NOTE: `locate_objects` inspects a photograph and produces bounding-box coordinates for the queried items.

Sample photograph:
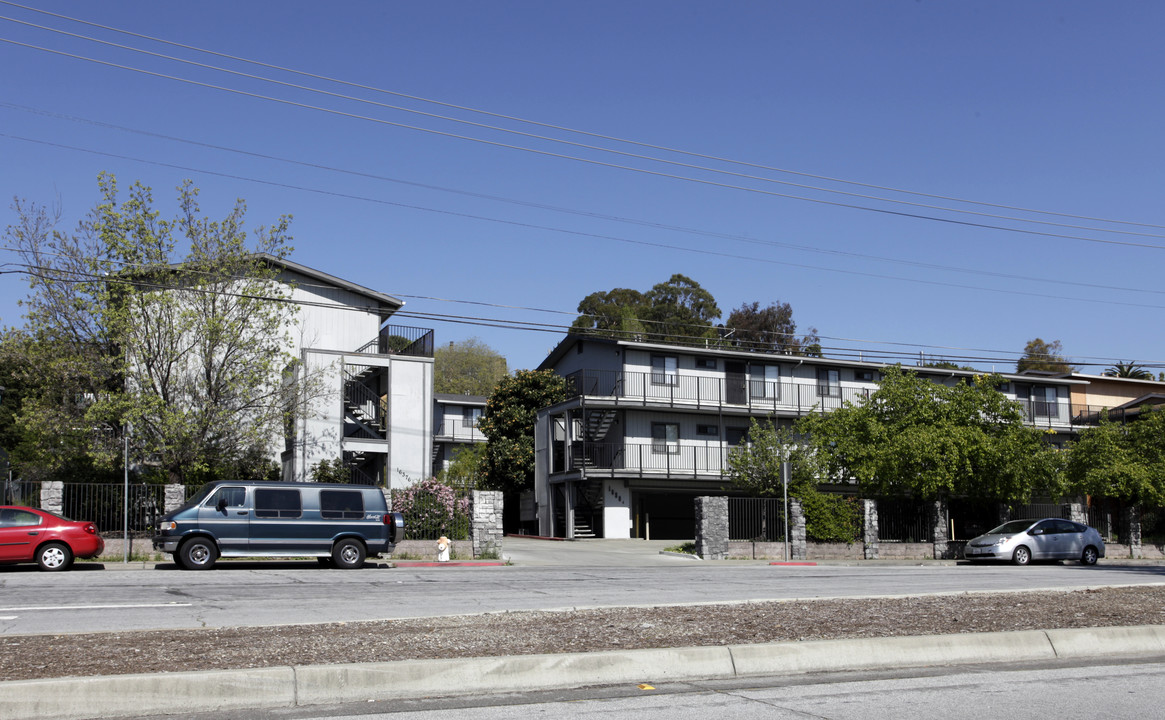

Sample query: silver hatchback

[963,518,1105,566]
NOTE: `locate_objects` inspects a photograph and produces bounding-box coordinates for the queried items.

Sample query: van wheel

[179,537,218,570]
[332,539,366,569]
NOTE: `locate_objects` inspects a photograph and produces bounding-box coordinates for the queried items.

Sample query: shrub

[391,476,470,540]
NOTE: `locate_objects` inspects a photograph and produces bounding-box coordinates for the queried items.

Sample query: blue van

[152,481,404,570]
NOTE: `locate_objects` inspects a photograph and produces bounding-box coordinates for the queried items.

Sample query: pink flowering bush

[391,476,471,540]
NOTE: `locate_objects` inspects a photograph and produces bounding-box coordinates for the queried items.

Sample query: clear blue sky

[2,1,1163,374]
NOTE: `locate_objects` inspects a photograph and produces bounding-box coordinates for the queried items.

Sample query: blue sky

[2,1,1163,374]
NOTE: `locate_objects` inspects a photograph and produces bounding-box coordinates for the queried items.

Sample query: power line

[6,102,1165,302]
[3,33,1165,251]
[6,131,1165,317]
[4,0,1163,234]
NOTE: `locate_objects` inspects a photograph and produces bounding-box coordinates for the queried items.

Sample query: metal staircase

[343,366,387,440]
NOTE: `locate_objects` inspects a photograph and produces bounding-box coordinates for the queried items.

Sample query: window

[462,406,483,428]
[651,422,679,453]
[817,368,840,397]
[206,486,246,509]
[696,424,719,437]
[1015,384,1058,418]
[320,490,366,519]
[750,364,780,399]
[695,357,717,370]
[0,509,41,527]
[254,489,302,519]
[651,355,678,386]
[725,427,749,446]
[855,370,875,383]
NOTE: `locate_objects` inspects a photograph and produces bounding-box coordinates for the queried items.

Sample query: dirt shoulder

[2,585,1164,682]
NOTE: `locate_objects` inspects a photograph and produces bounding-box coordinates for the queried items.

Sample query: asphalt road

[1,539,1163,635]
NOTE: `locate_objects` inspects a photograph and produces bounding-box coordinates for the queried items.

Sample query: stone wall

[694,496,729,560]
[470,490,504,559]
[39,481,63,515]
[862,499,879,560]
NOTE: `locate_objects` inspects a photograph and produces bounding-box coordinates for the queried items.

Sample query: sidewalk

[3,624,1164,720]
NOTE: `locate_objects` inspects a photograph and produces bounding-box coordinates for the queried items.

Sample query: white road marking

[0,602,192,612]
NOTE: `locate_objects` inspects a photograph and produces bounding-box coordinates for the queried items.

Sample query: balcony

[562,369,1089,429]
[434,418,486,442]
[553,441,729,478]
[354,325,435,358]
[563,368,870,415]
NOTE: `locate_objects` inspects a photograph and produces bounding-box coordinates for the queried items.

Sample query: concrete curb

[3,625,1164,720]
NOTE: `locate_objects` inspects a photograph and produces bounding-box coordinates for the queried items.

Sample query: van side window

[320,490,365,519]
[207,486,246,508]
[254,489,302,519]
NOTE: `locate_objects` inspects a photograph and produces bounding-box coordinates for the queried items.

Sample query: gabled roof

[256,253,403,314]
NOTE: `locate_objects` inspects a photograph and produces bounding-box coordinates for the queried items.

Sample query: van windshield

[172,483,219,514]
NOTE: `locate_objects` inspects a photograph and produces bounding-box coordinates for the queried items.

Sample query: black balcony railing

[355,325,434,358]
[434,418,486,441]
[555,441,728,477]
[562,369,1158,429]
[562,369,869,415]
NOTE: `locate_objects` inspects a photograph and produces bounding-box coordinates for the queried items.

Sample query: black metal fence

[61,483,166,536]
[877,498,931,543]
[728,497,787,541]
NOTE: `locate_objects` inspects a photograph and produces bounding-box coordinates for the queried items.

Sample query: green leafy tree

[570,288,648,338]
[434,338,508,396]
[1102,361,1154,380]
[7,173,298,484]
[723,301,821,356]
[310,458,351,484]
[570,275,720,344]
[1067,408,1165,505]
[438,442,487,489]
[725,418,859,542]
[478,369,571,494]
[1017,338,1074,374]
[799,366,1060,504]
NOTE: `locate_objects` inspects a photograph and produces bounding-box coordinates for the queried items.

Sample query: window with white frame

[651,422,679,453]
[817,367,840,397]
[750,364,780,399]
[651,355,678,386]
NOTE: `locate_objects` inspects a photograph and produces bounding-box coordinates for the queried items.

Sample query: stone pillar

[789,498,807,560]
[40,481,64,515]
[694,496,728,560]
[470,490,504,559]
[1064,502,1086,526]
[862,499,879,560]
[164,484,186,513]
[1122,505,1143,559]
[931,498,950,559]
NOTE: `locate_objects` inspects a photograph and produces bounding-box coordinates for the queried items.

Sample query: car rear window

[320,490,365,519]
[254,489,303,519]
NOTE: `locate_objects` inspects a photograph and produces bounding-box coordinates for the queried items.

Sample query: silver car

[963,518,1105,566]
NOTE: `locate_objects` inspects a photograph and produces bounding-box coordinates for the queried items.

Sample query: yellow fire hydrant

[436,536,451,562]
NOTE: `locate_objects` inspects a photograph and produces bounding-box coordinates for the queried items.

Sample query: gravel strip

[2,585,1164,682]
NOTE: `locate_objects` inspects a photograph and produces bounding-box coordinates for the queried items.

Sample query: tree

[438,442,486,489]
[1016,338,1073,374]
[1067,408,1165,505]
[723,301,821,356]
[7,173,298,484]
[798,366,1060,504]
[310,458,351,484]
[1102,361,1154,380]
[570,274,720,344]
[725,418,859,542]
[570,288,648,338]
[433,338,508,396]
[478,369,571,495]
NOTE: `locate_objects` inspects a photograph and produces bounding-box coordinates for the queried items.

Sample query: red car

[0,506,105,571]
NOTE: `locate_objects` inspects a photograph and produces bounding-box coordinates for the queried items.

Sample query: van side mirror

[216,497,228,512]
